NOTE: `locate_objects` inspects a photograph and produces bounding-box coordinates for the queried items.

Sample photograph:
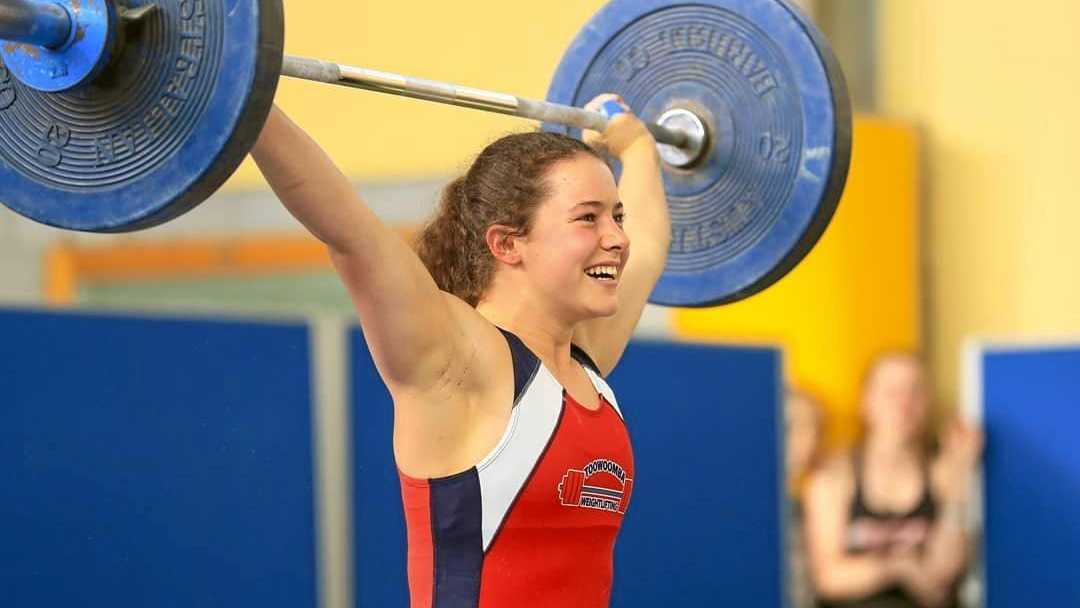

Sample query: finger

[600,99,627,119]
[585,94,631,119]
[585,93,622,112]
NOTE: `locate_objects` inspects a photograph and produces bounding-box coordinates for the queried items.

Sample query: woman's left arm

[575,97,670,376]
[915,420,983,591]
[892,420,982,604]
[890,500,970,608]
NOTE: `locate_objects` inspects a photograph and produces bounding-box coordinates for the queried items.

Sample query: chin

[583,301,619,319]
[564,284,618,320]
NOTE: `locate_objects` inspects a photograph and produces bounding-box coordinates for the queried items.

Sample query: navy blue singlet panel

[570,343,601,375]
[430,469,484,606]
[498,328,541,405]
[0,308,317,608]
[976,345,1080,607]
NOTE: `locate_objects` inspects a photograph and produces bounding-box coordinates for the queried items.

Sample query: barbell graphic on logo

[558,459,634,514]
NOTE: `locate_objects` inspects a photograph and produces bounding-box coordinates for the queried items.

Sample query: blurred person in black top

[803,354,981,608]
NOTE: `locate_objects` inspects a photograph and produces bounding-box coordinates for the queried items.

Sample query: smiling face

[518,152,629,321]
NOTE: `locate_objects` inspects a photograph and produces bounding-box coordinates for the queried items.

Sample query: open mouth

[584,265,619,282]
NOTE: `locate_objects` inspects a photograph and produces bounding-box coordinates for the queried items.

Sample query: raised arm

[250,106,473,395]
[900,420,982,600]
[871,422,982,607]
[575,96,671,375]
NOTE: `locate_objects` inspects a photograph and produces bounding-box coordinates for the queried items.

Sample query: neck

[476,289,577,367]
[863,432,922,466]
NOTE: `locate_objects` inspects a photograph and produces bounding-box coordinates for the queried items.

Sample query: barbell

[0,0,851,307]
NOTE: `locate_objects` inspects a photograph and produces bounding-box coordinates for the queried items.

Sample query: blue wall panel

[0,309,318,608]
[608,341,782,607]
[981,346,1080,607]
[348,328,409,607]
[349,331,782,606]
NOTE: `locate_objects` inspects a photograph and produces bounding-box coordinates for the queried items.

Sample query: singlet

[398,328,635,608]
[817,452,955,608]
[846,453,936,556]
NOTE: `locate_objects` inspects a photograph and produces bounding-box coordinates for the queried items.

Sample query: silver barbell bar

[0,1,709,165]
[280,55,705,157]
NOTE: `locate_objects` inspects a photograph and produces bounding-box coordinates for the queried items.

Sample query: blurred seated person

[788,389,825,502]
[786,389,825,607]
[804,353,982,608]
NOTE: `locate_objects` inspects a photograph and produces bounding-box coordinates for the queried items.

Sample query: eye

[579,213,597,223]
[614,212,626,225]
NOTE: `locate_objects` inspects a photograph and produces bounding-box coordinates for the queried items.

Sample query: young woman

[251,93,669,607]
[803,354,982,608]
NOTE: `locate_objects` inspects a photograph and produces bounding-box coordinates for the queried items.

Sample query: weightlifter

[251,94,667,607]
[0,0,853,604]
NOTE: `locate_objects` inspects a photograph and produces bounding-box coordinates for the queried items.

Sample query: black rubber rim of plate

[115,0,285,232]
[545,0,853,307]
[735,0,851,306]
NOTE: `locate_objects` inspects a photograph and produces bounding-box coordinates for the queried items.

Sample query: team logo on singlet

[557,458,634,514]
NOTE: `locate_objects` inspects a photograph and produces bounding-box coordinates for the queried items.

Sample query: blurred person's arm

[918,501,970,586]
[914,420,983,595]
[804,457,904,600]
[889,552,952,607]
[895,506,969,605]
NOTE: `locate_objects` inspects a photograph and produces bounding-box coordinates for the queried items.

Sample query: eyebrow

[571,201,624,211]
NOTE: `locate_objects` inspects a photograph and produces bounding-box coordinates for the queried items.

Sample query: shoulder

[436,293,505,352]
[805,451,856,505]
[388,295,518,476]
[389,292,511,402]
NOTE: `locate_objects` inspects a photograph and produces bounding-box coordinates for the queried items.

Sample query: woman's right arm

[804,458,901,601]
[250,106,474,395]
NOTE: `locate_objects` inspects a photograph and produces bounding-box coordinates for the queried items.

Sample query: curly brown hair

[416,131,605,306]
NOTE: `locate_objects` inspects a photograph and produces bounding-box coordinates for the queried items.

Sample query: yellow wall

[225,1,608,188]
[877,0,1080,405]
[217,3,925,445]
[674,118,921,447]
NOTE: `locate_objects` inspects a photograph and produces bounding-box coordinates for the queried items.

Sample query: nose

[601,218,629,251]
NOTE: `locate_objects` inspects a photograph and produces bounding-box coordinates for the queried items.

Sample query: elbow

[259,153,313,202]
[327,244,374,274]
[928,554,971,591]
[646,222,671,251]
[327,238,357,258]
[276,176,312,203]
[808,557,887,602]
[635,233,671,268]
[810,568,848,601]
[658,231,672,254]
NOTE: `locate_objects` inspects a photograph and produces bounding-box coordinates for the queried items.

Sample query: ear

[485,224,524,266]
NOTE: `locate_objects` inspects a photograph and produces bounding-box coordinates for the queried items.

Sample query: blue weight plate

[546,0,852,307]
[0,0,284,232]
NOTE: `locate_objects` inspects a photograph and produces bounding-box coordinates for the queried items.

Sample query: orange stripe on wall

[42,227,419,306]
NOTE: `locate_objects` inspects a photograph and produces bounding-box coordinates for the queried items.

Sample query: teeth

[585,265,619,280]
